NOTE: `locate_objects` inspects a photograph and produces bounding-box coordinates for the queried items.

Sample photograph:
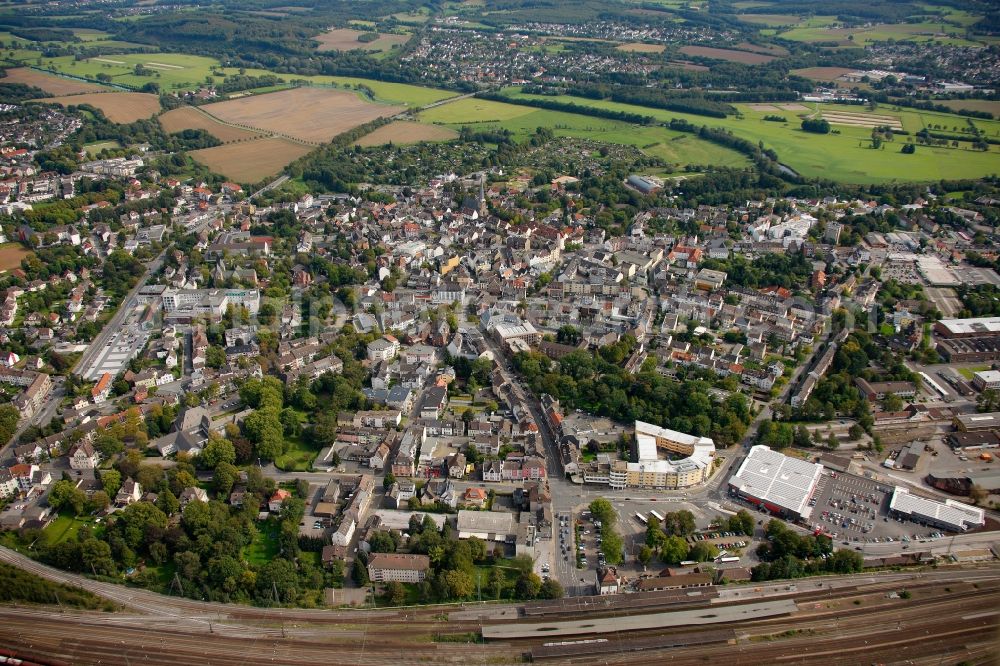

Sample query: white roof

[888,487,984,531]
[633,421,714,474]
[729,445,823,518]
[938,316,1000,335]
[974,370,1000,383]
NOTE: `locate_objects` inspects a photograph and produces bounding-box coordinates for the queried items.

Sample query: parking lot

[808,471,952,547]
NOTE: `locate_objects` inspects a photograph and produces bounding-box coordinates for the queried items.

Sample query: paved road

[74,249,167,379]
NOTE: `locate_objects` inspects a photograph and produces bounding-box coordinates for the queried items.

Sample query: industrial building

[887,487,985,532]
[728,445,824,520]
[456,510,516,542]
[953,412,1000,432]
[934,317,1000,362]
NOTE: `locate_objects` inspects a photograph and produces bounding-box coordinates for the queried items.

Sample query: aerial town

[0,0,999,664]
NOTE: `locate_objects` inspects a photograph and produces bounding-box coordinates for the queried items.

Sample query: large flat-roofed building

[608,422,715,490]
[367,553,430,583]
[972,370,1000,391]
[953,412,1000,432]
[935,317,1000,338]
[161,288,260,318]
[456,509,516,542]
[936,336,1000,363]
[888,486,985,532]
[728,445,823,520]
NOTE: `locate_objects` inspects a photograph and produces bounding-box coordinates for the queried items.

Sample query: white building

[367,553,431,583]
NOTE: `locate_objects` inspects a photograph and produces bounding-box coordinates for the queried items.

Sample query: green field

[779,20,983,47]
[43,512,100,546]
[220,67,456,107]
[501,91,1000,183]
[38,52,223,92]
[83,140,121,156]
[419,97,750,169]
[245,519,280,565]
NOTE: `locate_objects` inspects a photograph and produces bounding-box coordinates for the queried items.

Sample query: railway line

[1,548,999,665]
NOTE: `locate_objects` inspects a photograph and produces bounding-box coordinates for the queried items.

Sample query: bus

[635,513,648,525]
[719,556,741,563]
[649,510,665,523]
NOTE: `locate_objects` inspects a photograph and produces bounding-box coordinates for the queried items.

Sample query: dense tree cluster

[513,337,751,446]
[751,520,862,582]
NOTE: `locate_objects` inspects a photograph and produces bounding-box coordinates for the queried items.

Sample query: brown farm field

[735,41,789,56]
[678,45,775,64]
[791,66,855,82]
[201,88,403,143]
[354,121,457,146]
[188,137,311,183]
[158,106,262,142]
[0,243,31,272]
[616,42,666,53]
[2,68,106,96]
[315,28,409,52]
[34,92,160,123]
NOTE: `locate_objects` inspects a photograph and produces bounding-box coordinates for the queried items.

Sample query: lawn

[275,432,318,472]
[43,512,100,546]
[958,366,989,380]
[220,67,456,108]
[38,52,223,92]
[245,518,280,565]
[419,98,750,169]
[501,90,1000,183]
[83,140,121,156]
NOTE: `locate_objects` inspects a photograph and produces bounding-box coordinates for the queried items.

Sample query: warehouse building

[953,412,1000,432]
[728,445,824,521]
[887,487,985,532]
[456,510,516,542]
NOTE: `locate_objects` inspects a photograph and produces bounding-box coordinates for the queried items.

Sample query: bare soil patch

[679,45,775,64]
[201,87,403,143]
[735,41,789,56]
[667,60,710,72]
[34,92,160,123]
[0,244,30,272]
[2,68,105,96]
[776,103,808,111]
[747,103,779,112]
[354,121,457,146]
[189,137,311,183]
[616,42,666,53]
[791,66,855,82]
[159,106,262,142]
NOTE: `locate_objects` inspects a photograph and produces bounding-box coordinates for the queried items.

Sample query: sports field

[354,121,457,146]
[35,92,160,123]
[158,106,263,142]
[315,28,409,53]
[201,87,403,143]
[1,67,106,95]
[678,45,775,64]
[37,52,222,92]
[189,137,312,183]
[419,98,750,169]
[502,90,1000,183]
[83,140,121,157]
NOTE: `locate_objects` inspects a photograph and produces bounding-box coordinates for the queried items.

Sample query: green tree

[688,541,719,562]
[155,488,179,516]
[600,529,624,565]
[660,535,690,564]
[515,572,542,599]
[588,497,615,527]
[213,462,239,496]
[637,544,653,568]
[200,437,236,469]
[384,580,407,605]
[99,469,121,497]
[352,558,370,586]
[0,404,20,443]
[488,567,505,599]
[48,479,86,516]
[539,577,563,599]
[443,569,474,600]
